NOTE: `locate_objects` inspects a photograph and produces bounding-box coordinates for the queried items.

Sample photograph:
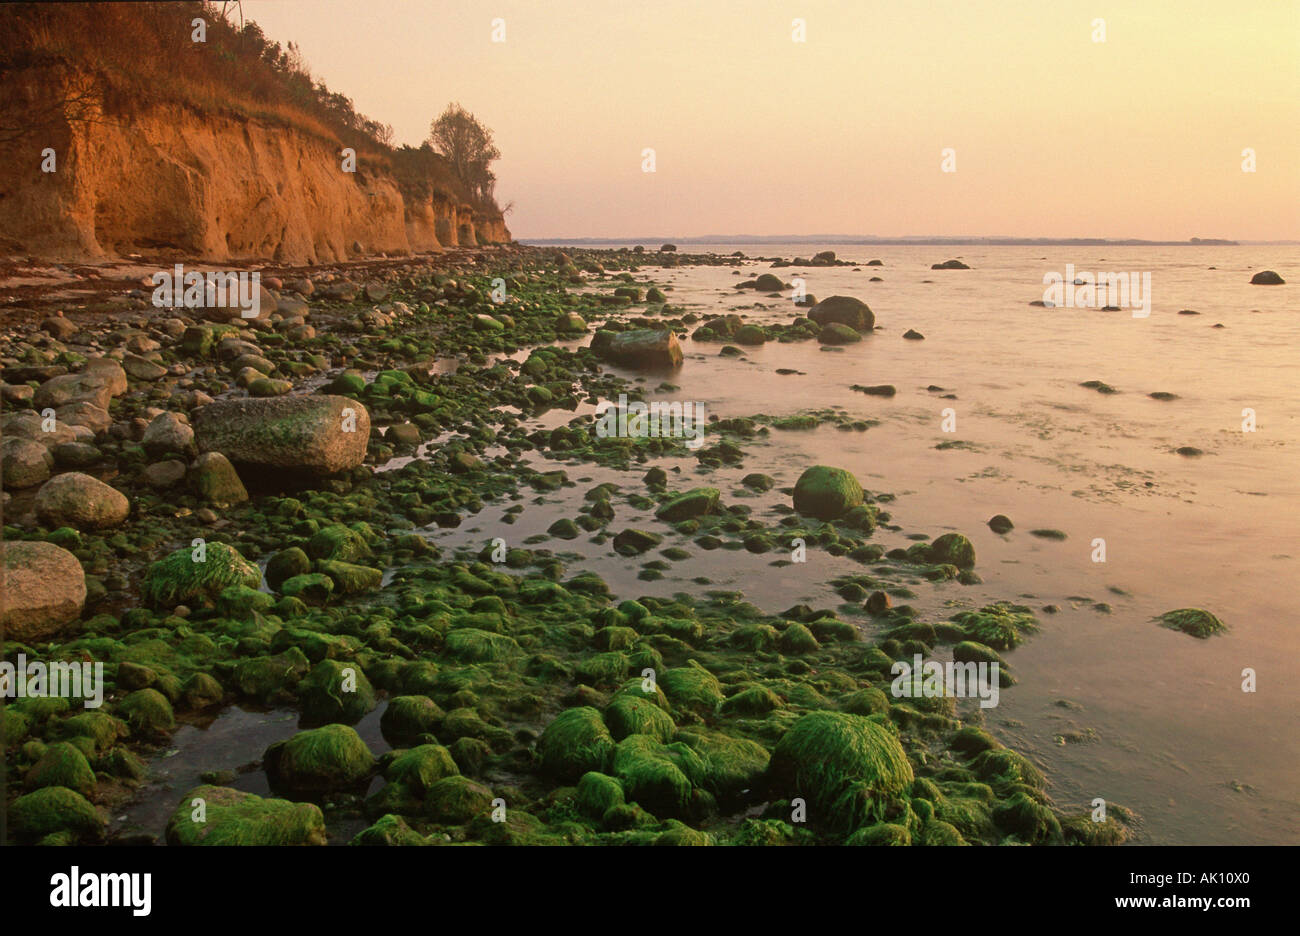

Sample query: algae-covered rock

[575,771,625,818]
[659,663,724,714]
[315,559,383,594]
[25,742,96,797]
[193,395,370,475]
[845,822,911,845]
[654,487,719,522]
[675,727,770,798]
[350,813,427,846]
[9,786,105,843]
[141,542,261,609]
[299,660,376,725]
[992,791,1062,843]
[280,573,335,605]
[165,785,327,845]
[950,603,1038,650]
[1156,608,1226,639]
[190,452,249,505]
[445,628,520,662]
[264,724,376,793]
[266,547,311,590]
[928,532,975,568]
[537,706,616,780]
[424,775,494,823]
[604,693,676,742]
[0,540,86,642]
[384,744,460,795]
[380,695,444,746]
[792,465,863,520]
[611,734,701,814]
[818,323,862,345]
[117,688,175,738]
[307,524,372,563]
[768,711,913,830]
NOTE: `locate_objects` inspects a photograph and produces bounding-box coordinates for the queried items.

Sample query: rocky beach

[1,244,1162,846]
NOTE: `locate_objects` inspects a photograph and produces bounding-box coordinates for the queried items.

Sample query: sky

[240,0,1300,241]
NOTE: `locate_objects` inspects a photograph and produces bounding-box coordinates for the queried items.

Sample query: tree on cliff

[429,103,500,204]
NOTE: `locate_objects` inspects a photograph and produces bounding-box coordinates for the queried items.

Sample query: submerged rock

[193,395,370,476]
[0,540,86,642]
[1249,270,1284,285]
[931,259,970,270]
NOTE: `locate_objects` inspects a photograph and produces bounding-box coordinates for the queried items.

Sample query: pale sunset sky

[241,0,1300,241]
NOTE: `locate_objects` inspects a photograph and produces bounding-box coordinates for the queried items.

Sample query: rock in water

[807,296,875,331]
[592,329,683,369]
[931,259,970,270]
[793,466,864,520]
[1249,270,1284,285]
[818,323,862,345]
[987,514,1014,534]
[1156,608,1227,638]
[0,540,86,642]
[34,472,130,530]
[193,395,370,475]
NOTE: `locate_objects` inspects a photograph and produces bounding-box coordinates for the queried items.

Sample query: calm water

[471,243,1300,844]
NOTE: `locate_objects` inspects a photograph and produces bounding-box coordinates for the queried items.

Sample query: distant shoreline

[518,236,1300,247]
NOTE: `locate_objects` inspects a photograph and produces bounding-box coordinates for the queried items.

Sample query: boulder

[32,358,126,411]
[592,329,683,369]
[931,259,970,270]
[753,273,784,291]
[1,437,53,488]
[793,466,864,520]
[0,541,86,642]
[189,451,248,505]
[142,412,196,459]
[34,472,130,530]
[193,395,370,476]
[1249,270,1284,285]
[807,296,874,331]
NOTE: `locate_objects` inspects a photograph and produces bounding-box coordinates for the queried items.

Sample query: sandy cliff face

[0,70,509,263]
